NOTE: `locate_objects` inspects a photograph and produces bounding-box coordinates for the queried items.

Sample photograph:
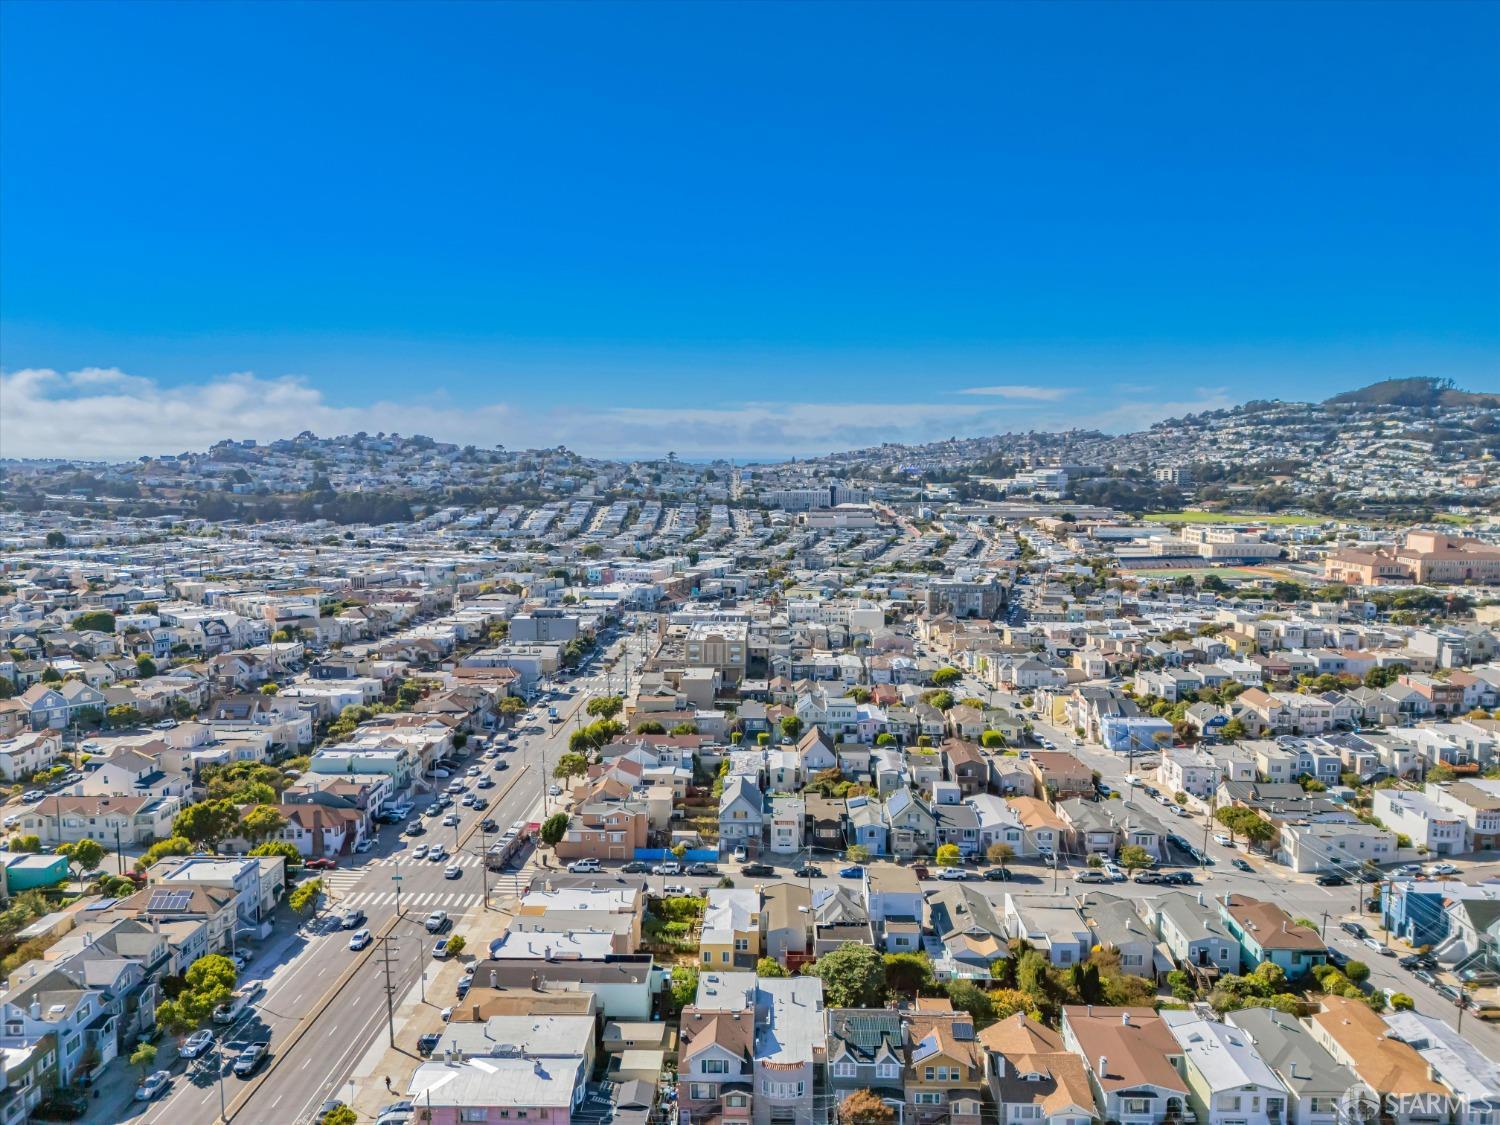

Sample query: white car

[442,814,460,827]
[412,844,429,859]
[937,867,970,880]
[349,928,373,951]
[1103,863,1125,882]
[568,858,602,873]
[355,838,374,853]
[1213,833,1234,847]
[1164,804,1185,817]
[466,766,481,777]
[1424,862,1459,876]
[135,1070,171,1101]
[424,910,450,933]
[444,864,462,879]
[179,1029,215,1059]
[548,784,562,797]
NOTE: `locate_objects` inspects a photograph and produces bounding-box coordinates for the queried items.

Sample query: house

[977,1013,1097,1125]
[845,796,888,857]
[752,976,828,1125]
[933,801,981,857]
[1078,894,1169,982]
[719,775,765,856]
[1308,997,1450,1125]
[904,996,984,1125]
[17,793,182,848]
[767,796,805,856]
[1028,752,1095,803]
[883,789,937,858]
[1142,891,1242,978]
[1278,822,1396,874]
[0,968,114,1087]
[700,888,762,969]
[0,731,62,782]
[1372,789,1465,857]
[1218,895,1325,976]
[943,739,988,796]
[405,1054,586,1125]
[865,863,924,953]
[1061,1006,1190,1125]
[1055,799,1119,859]
[827,1008,905,1115]
[926,884,1009,980]
[1382,1009,1500,1125]
[1225,1007,1354,1125]
[1426,779,1500,852]
[1003,896,1092,967]
[677,1003,754,1125]
[0,852,70,892]
[761,883,812,967]
[553,797,650,862]
[804,795,847,857]
[1162,1010,1288,1125]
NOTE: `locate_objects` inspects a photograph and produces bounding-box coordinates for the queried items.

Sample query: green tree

[289,878,324,914]
[1344,960,1370,984]
[980,730,1006,749]
[756,957,788,978]
[875,732,896,746]
[780,716,804,740]
[936,843,961,867]
[540,812,569,847]
[883,951,933,997]
[1219,717,1247,742]
[1017,950,1053,1007]
[931,667,962,687]
[60,837,105,879]
[945,978,996,1027]
[1118,844,1152,871]
[134,655,158,678]
[586,695,624,720]
[129,1041,158,1074]
[238,805,286,844]
[40,667,62,684]
[846,844,870,864]
[105,704,143,729]
[135,835,192,871]
[554,752,589,780]
[808,943,886,1008]
[249,840,302,867]
[446,934,466,956]
[173,799,241,850]
[73,611,116,633]
[1240,814,1275,852]
[635,721,666,734]
[668,965,699,1012]
[8,835,41,854]
[44,530,66,548]
[671,722,698,735]
[923,690,954,711]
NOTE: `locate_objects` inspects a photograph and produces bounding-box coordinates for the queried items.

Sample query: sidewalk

[76,1038,183,1124]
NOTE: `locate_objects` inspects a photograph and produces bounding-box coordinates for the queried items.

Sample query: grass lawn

[1143,510,1323,526]
[1129,567,1272,581]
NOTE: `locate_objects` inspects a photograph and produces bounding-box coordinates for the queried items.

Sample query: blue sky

[2,1,1496,460]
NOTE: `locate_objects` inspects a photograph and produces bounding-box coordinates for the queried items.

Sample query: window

[877,1062,900,1079]
[726,1094,746,1108]
[703,1059,728,1074]
[690,1084,712,1100]
[1123,1099,1152,1116]
[703,952,712,963]
[834,1062,857,1078]
[915,1092,943,1105]
[460,1112,487,1123]
[735,938,748,952]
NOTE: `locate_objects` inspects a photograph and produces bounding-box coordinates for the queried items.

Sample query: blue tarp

[633,847,718,863]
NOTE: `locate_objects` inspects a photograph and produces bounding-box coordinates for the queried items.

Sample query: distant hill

[1325,377,1499,409]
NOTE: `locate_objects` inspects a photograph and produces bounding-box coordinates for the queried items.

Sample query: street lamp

[392,873,403,918]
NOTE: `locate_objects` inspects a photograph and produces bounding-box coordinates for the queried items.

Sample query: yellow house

[699,887,761,969]
[905,997,983,1125]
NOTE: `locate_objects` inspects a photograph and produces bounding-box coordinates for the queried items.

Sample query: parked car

[740,863,775,877]
[1213,834,1234,848]
[621,861,650,874]
[1103,863,1126,882]
[685,862,717,876]
[135,1070,171,1101]
[1413,970,1437,987]
[1316,873,1348,887]
[1326,947,1350,969]
[1163,871,1196,885]
[732,847,748,863]
[1133,871,1168,884]
[1232,858,1254,873]
[305,857,337,870]
[937,867,971,881]
[652,861,681,876]
[1399,953,1436,971]
[1076,871,1111,884]
[179,1029,215,1059]
[354,838,374,854]
[838,865,864,879]
[425,910,450,933]
[568,858,602,874]
[1424,862,1459,877]
[911,864,930,880]
[1340,921,1368,940]
[793,865,823,878]
[432,938,452,959]
[982,867,1013,881]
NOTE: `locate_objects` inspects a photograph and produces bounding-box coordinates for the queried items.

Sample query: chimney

[471,1004,479,1021]
[1086,1004,1092,1017]
[1098,1055,1109,1078]
[1121,1011,1130,1027]
[1197,892,1205,907]
[28,1002,40,1019]
[489,970,497,989]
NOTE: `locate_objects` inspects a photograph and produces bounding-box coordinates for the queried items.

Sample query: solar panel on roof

[148,889,193,912]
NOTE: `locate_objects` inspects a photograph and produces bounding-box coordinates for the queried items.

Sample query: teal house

[0,852,70,894]
[1217,892,1327,976]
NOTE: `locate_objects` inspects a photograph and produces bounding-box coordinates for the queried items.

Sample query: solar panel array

[148,889,194,912]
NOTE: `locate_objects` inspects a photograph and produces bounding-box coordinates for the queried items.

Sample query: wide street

[119,629,644,1125]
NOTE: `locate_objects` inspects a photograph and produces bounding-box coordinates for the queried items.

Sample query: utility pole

[378,933,398,1047]
[113,822,125,876]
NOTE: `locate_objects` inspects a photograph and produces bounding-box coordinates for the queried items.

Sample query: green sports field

[1143,510,1323,527]
[1128,567,1273,581]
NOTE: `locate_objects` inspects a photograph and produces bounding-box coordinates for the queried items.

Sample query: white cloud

[954,384,1072,401]
[0,368,517,460]
[0,366,1242,462]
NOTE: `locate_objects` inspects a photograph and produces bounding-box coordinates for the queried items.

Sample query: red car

[304,857,337,870]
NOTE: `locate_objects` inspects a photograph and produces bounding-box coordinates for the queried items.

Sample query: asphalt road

[127,632,640,1125]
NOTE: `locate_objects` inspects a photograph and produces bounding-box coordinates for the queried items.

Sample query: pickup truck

[231,1040,269,1077]
[213,983,263,1024]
